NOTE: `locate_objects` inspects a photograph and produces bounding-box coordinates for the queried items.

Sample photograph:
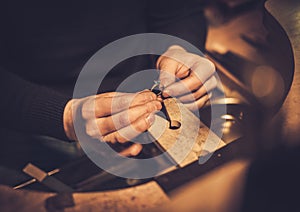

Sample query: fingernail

[130,144,142,156]
[151,93,157,101]
[156,96,163,102]
[154,101,162,110]
[162,89,171,98]
[146,113,155,125]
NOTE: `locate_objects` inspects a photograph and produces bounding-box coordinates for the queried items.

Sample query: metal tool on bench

[22,163,74,193]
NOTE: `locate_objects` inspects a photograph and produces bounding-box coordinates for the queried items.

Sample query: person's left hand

[157,45,217,110]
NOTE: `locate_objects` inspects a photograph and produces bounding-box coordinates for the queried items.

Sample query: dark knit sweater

[0,0,207,140]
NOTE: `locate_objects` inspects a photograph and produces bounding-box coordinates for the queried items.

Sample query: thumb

[158,60,178,97]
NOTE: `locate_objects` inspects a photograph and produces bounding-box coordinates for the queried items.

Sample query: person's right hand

[63,90,162,156]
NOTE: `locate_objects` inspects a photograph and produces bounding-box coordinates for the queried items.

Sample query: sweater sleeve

[146,0,207,51]
[0,68,71,141]
[0,4,71,141]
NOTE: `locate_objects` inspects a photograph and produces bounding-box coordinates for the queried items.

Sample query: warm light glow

[251,65,284,106]
[221,114,235,120]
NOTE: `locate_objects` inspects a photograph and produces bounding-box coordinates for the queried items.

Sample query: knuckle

[96,118,103,127]
[160,58,178,69]
[114,133,126,143]
[101,135,111,143]
[134,124,144,133]
[86,125,97,139]
[81,102,90,120]
[145,102,156,113]
[81,98,97,120]
[117,95,132,109]
[85,119,104,139]
[96,96,111,115]
[211,76,218,87]
[137,118,150,132]
[205,59,216,74]
[149,92,157,101]
[192,92,200,100]
[102,133,121,143]
[113,98,126,111]
[116,113,129,128]
[85,128,93,138]
[140,92,153,103]
[96,119,108,135]
[191,61,203,75]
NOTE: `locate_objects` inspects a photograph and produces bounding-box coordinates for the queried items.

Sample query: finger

[97,100,162,136]
[101,113,155,143]
[162,58,215,98]
[175,63,191,79]
[95,90,157,117]
[158,59,178,89]
[191,58,216,84]
[158,60,191,88]
[119,143,143,156]
[178,76,217,103]
[100,92,129,98]
[162,71,201,98]
[184,94,211,111]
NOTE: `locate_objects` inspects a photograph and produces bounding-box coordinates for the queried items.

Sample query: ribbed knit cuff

[22,87,71,141]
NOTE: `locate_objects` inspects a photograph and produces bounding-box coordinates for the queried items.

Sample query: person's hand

[63,90,162,156]
[157,45,217,110]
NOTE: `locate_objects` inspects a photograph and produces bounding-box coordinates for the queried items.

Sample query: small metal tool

[150,80,163,97]
[22,163,74,193]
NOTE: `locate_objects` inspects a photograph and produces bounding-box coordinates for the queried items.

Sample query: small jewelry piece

[150,80,161,91]
[150,80,163,97]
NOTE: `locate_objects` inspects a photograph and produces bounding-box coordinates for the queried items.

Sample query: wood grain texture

[0,181,169,212]
[148,98,225,167]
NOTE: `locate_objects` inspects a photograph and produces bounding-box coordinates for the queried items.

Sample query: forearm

[0,68,71,140]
